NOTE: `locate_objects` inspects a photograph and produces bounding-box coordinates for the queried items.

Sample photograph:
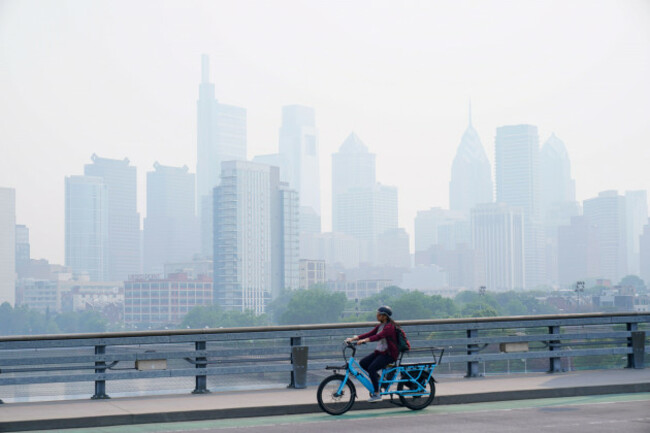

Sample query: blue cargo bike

[317,342,444,415]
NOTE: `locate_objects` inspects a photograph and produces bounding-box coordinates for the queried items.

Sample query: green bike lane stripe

[24,393,650,433]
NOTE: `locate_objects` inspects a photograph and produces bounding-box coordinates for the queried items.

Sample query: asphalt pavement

[17,393,650,433]
[2,368,650,432]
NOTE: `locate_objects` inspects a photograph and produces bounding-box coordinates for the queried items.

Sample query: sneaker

[367,393,382,403]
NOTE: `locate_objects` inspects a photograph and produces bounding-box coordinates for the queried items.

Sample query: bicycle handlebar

[343,341,364,360]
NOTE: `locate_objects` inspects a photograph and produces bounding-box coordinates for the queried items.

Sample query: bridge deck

[1,369,650,432]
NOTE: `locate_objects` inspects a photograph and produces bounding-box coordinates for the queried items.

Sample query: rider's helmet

[377,305,393,317]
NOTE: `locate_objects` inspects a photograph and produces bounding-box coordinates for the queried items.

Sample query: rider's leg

[359,352,378,382]
[366,353,394,395]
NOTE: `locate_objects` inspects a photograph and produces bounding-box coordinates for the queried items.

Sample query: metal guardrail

[0,312,648,403]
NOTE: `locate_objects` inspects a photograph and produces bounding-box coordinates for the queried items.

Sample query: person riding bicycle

[345,306,398,402]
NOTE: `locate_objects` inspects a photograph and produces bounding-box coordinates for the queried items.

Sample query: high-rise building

[213,161,299,314]
[65,175,109,281]
[471,203,525,291]
[625,190,648,275]
[299,232,361,269]
[414,207,466,253]
[15,224,30,279]
[376,228,411,268]
[0,187,16,305]
[332,133,376,231]
[84,154,140,280]
[278,184,300,291]
[196,54,247,257]
[335,184,398,263]
[143,163,200,273]
[583,191,628,283]
[495,124,544,288]
[640,223,650,285]
[449,105,492,213]
[279,105,321,233]
[540,133,576,214]
[539,133,580,286]
[558,216,600,286]
[331,133,397,264]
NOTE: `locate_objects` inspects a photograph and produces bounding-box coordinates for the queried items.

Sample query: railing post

[626,323,639,369]
[288,336,305,388]
[548,325,562,373]
[466,329,479,377]
[192,340,209,394]
[91,344,110,399]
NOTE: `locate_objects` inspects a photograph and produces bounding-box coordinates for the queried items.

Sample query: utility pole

[575,281,585,313]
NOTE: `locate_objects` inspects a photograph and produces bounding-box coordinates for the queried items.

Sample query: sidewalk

[1,368,649,432]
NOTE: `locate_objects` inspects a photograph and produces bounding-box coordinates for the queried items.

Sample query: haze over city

[2,0,649,264]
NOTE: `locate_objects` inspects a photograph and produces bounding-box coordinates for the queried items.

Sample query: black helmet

[377,306,393,317]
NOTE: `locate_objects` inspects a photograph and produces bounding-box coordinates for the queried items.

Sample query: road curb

[2,382,650,432]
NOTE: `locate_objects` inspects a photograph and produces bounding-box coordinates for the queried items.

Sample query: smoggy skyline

[1,0,649,264]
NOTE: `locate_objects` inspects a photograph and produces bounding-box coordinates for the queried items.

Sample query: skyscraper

[540,133,576,214]
[213,161,298,314]
[539,134,579,286]
[449,105,492,213]
[471,203,525,291]
[583,191,628,283]
[625,190,648,275]
[414,207,466,253]
[84,154,140,280]
[143,163,200,273]
[15,224,30,279]
[332,133,397,264]
[279,105,321,232]
[495,124,544,288]
[0,187,16,305]
[196,54,247,257]
[332,132,376,215]
[65,176,109,281]
[558,216,600,286]
[335,184,398,263]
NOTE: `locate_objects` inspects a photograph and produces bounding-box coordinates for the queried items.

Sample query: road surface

[23,393,650,433]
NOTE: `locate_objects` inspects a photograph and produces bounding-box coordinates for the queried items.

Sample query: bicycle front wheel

[397,376,435,410]
[317,374,356,415]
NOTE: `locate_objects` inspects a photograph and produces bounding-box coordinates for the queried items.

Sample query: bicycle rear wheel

[397,376,435,410]
[317,374,356,415]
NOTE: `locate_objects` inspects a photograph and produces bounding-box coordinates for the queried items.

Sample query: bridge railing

[0,312,648,403]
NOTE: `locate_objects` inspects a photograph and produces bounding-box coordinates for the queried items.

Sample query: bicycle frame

[334,344,436,398]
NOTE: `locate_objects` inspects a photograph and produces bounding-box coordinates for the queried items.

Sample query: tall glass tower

[196,54,247,257]
[495,124,544,289]
[65,176,109,281]
[84,154,140,281]
[449,105,492,213]
[279,105,320,233]
[144,163,199,273]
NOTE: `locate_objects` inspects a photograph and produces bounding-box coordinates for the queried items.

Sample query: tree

[278,288,347,325]
[180,306,269,329]
[461,302,498,318]
[619,275,646,291]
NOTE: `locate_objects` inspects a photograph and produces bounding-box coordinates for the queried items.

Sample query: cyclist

[345,306,398,402]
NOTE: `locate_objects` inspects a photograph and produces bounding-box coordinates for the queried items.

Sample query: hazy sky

[1,0,649,264]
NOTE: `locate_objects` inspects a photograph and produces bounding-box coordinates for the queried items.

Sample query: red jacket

[358,322,399,361]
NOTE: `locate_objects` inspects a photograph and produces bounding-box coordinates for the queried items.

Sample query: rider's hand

[356,338,368,345]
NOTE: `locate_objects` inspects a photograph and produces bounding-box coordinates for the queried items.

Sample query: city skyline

[1,0,649,265]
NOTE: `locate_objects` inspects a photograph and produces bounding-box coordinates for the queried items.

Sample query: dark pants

[359,352,394,394]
